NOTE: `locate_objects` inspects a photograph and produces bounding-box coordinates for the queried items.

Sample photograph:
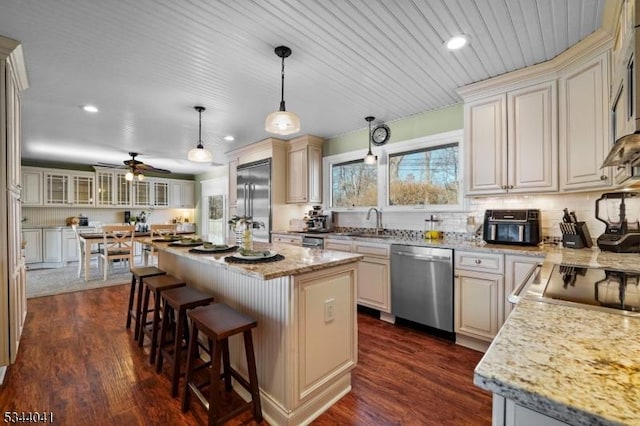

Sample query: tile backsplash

[333,191,607,241]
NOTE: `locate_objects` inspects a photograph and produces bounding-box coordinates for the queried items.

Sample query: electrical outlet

[324,298,335,323]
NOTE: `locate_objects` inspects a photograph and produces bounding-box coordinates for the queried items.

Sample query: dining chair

[100,225,135,280]
[143,224,178,266]
[72,224,102,278]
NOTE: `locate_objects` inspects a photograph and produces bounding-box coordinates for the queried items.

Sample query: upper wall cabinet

[170,180,195,208]
[21,167,42,206]
[44,170,95,206]
[286,135,324,204]
[463,82,557,195]
[95,169,131,207]
[559,51,611,191]
[458,30,613,196]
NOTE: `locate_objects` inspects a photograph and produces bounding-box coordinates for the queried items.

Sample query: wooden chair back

[101,225,135,279]
[150,224,178,237]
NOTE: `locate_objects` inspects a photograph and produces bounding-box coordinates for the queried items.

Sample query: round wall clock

[371,123,390,146]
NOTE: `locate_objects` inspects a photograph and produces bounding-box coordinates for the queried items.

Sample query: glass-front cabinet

[153,180,169,207]
[44,171,94,206]
[133,180,151,207]
[96,170,131,206]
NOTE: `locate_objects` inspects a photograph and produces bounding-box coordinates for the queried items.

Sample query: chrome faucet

[366,208,383,235]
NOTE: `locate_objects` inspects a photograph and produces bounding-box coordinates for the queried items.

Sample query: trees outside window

[331,160,377,207]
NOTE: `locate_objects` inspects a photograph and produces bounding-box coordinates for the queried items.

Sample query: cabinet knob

[600,175,608,180]
[508,185,514,189]
[501,185,507,190]
[475,259,482,264]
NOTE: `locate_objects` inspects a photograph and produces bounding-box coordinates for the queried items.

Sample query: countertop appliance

[237,159,271,243]
[391,245,454,336]
[595,191,640,253]
[482,209,541,246]
[305,206,334,233]
[514,264,640,317]
[302,236,324,249]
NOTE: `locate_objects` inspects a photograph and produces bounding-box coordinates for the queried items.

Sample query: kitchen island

[143,238,363,426]
[475,248,640,426]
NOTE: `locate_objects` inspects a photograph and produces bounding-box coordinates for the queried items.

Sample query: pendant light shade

[364,116,377,165]
[188,106,213,163]
[265,45,301,135]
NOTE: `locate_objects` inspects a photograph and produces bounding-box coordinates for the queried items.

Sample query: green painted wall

[323,103,463,156]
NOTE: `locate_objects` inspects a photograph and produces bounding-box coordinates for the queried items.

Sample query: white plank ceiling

[0,0,608,174]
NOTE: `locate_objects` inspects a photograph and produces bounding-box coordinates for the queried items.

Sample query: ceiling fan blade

[146,166,172,174]
[95,162,127,169]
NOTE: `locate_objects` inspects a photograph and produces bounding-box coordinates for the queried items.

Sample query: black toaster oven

[482,209,541,246]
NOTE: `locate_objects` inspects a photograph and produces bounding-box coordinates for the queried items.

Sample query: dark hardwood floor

[0,284,491,425]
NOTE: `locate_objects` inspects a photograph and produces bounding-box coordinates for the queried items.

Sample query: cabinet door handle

[474,259,482,264]
[501,185,507,190]
[600,175,608,180]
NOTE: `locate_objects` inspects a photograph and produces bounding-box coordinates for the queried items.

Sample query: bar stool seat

[127,266,166,341]
[138,274,186,364]
[156,286,214,397]
[182,303,262,425]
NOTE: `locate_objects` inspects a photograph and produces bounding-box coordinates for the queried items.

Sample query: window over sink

[324,129,463,211]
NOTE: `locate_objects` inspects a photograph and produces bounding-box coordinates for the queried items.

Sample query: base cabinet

[493,395,569,426]
[454,271,503,340]
[325,239,390,314]
[271,234,303,246]
[62,229,79,262]
[22,229,43,264]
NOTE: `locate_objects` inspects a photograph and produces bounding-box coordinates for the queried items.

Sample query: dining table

[78,231,195,281]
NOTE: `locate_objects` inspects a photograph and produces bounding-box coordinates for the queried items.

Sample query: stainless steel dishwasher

[391,245,454,333]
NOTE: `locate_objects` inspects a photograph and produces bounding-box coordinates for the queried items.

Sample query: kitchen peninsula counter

[145,238,363,426]
[475,247,640,426]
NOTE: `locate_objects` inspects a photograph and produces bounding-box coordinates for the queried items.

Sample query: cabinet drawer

[354,242,389,257]
[455,250,504,274]
[272,235,302,246]
[325,239,352,252]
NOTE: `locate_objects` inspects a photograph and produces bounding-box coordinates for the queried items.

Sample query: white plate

[194,244,231,252]
[234,251,277,260]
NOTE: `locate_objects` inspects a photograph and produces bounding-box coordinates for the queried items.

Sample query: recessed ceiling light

[223,135,235,141]
[445,35,468,50]
[82,104,99,113]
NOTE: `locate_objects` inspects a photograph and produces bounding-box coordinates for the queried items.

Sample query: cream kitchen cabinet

[2,35,29,369]
[271,234,303,246]
[62,229,79,262]
[43,229,63,263]
[22,229,42,264]
[353,242,390,314]
[559,50,611,191]
[463,81,557,195]
[228,158,238,210]
[325,238,391,315]
[95,169,131,207]
[44,171,95,206]
[21,168,42,206]
[170,180,195,208]
[286,135,323,204]
[454,250,505,352]
[504,255,543,319]
[132,179,168,208]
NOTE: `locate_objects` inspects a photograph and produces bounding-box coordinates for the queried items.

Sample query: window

[331,159,377,207]
[388,143,459,206]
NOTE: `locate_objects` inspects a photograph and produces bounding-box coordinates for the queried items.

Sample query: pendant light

[364,116,377,165]
[187,106,213,163]
[265,45,301,135]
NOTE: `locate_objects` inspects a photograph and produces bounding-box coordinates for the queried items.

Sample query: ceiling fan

[96,152,171,181]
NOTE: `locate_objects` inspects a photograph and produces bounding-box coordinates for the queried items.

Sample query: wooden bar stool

[138,274,186,364]
[127,266,166,341]
[182,303,262,425]
[156,286,214,397]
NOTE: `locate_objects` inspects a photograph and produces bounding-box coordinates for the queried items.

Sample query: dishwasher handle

[393,251,451,262]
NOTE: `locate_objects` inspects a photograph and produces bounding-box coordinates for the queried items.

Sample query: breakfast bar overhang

[142,239,363,426]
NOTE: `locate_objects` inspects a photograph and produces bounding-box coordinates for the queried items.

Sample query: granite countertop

[475,247,640,426]
[142,237,363,281]
[272,230,550,257]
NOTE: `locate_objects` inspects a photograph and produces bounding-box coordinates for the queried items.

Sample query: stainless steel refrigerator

[237,159,271,242]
